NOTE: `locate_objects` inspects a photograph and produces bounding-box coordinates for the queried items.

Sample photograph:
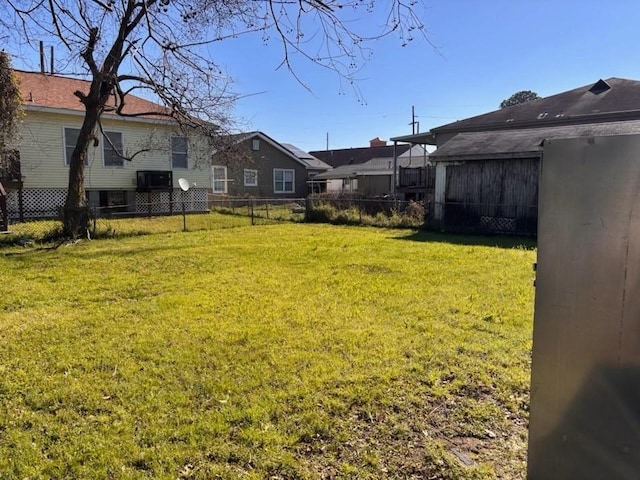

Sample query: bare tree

[1,0,427,237]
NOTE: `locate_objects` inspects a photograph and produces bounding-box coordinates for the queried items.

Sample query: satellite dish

[178,178,190,192]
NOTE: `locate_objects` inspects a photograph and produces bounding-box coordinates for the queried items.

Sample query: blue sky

[8,1,640,152]
[210,0,640,151]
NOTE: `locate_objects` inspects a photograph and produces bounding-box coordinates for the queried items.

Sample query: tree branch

[47,0,71,49]
[81,26,100,77]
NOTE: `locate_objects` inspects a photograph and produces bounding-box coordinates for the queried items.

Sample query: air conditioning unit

[136,170,173,191]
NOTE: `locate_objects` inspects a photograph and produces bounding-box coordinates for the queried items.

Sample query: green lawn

[0,224,535,479]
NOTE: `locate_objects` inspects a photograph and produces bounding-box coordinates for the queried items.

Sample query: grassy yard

[0,224,535,479]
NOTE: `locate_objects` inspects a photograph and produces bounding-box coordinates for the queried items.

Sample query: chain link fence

[208,196,307,225]
[1,195,537,248]
[0,197,308,247]
[305,194,426,229]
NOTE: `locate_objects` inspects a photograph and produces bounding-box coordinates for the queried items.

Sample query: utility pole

[409,105,418,135]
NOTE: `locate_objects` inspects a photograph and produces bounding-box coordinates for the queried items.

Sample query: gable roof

[430,120,640,161]
[309,144,413,168]
[16,70,171,119]
[222,131,326,170]
[433,78,640,134]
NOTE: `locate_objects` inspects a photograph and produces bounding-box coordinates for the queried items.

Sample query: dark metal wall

[528,135,640,479]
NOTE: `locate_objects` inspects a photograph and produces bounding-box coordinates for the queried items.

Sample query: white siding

[17,111,211,191]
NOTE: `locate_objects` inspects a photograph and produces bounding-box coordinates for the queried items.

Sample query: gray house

[211,131,331,198]
[392,78,640,234]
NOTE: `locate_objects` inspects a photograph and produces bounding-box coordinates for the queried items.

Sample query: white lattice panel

[136,189,208,214]
[480,215,516,232]
[192,188,208,212]
[175,188,208,212]
[7,187,208,220]
[8,188,66,219]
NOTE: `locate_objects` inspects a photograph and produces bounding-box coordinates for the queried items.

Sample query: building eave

[23,104,180,126]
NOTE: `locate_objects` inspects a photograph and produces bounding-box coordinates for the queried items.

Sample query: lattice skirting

[135,188,208,214]
[7,187,209,220]
[7,188,66,220]
[480,215,516,232]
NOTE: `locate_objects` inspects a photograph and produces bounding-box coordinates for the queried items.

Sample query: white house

[5,70,212,219]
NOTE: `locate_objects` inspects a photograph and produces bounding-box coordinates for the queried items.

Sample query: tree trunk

[62,104,100,238]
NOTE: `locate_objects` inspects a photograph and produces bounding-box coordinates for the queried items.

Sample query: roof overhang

[429,120,640,162]
[24,104,180,126]
[390,131,436,145]
[431,151,541,163]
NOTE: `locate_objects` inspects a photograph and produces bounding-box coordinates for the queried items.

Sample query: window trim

[102,130,125,168]
[212,165,228,194]
[63,126,85,166]
[171,136,189,170]
[273,168,295,194]
[244,168,258,187]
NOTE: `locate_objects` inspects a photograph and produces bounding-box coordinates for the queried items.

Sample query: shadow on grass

[2,239,183,260]
[392,230,537,250]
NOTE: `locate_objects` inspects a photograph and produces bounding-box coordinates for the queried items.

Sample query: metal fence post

[250,198,255,225]
[182,190,187,232]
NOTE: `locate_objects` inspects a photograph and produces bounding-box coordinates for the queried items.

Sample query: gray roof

[309,144,413,168]
[281,143,332,170]
[312,155,422,180]
[433,78,640,134]
[430,120,640,161]
[222,132,331,170]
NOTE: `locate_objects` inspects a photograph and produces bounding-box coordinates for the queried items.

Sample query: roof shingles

[434,78,640,133]
[17,70,169,117]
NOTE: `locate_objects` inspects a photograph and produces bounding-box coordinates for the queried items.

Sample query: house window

[252,139,260,151]
[172,136,188,169]
[103,131,124,167]
[212,165,227,193]
[64,127,87,165]
[274,168,294,193]
[244,169,258,187]
[99,190,128,213]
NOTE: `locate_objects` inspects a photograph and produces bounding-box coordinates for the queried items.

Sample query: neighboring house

[210,131,331,197]
[6,70,212,220]
[310,137,413,168]
[392,78,640,234]
[310,139,428,197]
[280,143,332,194]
